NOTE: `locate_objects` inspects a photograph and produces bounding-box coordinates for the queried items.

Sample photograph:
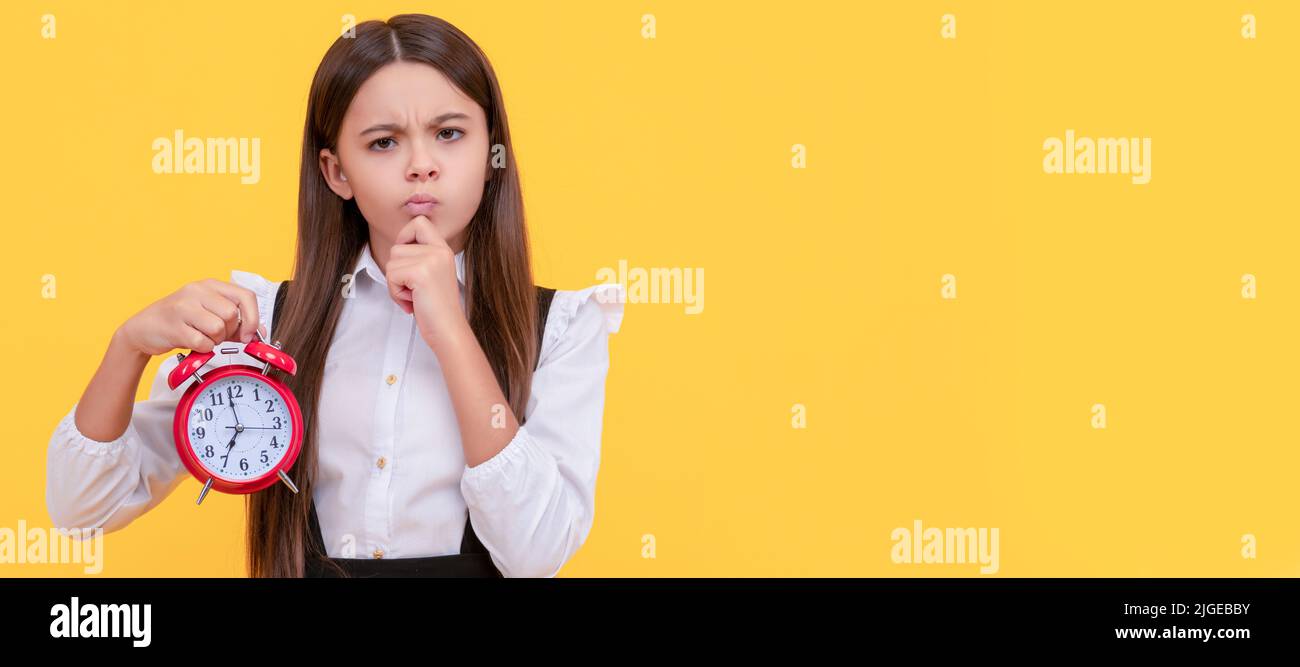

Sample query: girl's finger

[182,324,220,353]
[181,305,226,348]
[394,216,436,245]
[205,280,261,342]
[390,243,423,257]
[385,262,418,316]
[198,292,242,342]
[385,262,413,305]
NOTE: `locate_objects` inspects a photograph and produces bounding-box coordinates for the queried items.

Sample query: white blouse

[46,243,626,577]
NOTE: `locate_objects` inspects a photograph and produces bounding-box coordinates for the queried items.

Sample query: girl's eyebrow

[359,112,471,136]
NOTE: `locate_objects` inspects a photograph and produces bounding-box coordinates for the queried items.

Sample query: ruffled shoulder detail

[542,283,626,359]
[539,283,625,365]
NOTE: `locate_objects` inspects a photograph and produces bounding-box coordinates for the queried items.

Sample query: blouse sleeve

[45,353,190,538]
[44,270,278,538]
[460,283,626,577]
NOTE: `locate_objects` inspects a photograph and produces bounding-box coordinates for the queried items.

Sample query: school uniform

[46,243,626,577]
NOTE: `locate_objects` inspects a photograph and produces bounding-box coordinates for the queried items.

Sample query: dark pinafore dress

[268,278,556,577]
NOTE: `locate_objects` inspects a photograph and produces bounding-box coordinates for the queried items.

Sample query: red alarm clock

[167,328,304,505]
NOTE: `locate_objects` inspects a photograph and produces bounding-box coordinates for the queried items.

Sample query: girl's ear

[319,148,354,200]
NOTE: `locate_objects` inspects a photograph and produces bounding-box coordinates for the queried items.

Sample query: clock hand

[229,389,244,428]
[222,431,238,469]
[224,426,279,430]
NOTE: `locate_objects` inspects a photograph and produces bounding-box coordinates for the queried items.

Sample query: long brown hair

[247,14,538,577]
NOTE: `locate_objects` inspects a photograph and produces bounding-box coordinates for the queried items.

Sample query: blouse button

[376,456,386,470]
[385,374,397,386]
[373,548,385,559]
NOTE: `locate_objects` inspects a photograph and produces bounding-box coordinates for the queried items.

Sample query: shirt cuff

[54,403,133,459]
[461,424,538,490]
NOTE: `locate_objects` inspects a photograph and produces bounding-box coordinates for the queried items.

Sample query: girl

[45,14,625,578]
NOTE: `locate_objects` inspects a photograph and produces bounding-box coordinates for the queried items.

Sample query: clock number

[202,408,213,421]
[260,450,269,464]
[227,385,243,402]
[270,436,280,448]
[210,392,224,407]
[221,454,229,469]
[265,399,274,413]
[253,387,260,401]
[195,426,205,439]
[204,445,214,458]
[273,416,282,429]
[240,458,249,472]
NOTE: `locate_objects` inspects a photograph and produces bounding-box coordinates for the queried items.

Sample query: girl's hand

[117,279,264,357]
[386,215,464,345]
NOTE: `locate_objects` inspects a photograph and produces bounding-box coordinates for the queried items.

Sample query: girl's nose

[408,164,437,181]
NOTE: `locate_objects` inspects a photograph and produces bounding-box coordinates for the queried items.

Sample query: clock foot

[197,477,214,505]
[278,470,300,494]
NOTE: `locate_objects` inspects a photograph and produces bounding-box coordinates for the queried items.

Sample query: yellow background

[3,1,1298,576]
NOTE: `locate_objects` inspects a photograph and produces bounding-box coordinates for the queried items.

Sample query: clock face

[185,374,294,482]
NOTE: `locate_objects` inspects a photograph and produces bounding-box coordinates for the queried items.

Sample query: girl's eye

[370,137,396,151]
[437,128,464,141]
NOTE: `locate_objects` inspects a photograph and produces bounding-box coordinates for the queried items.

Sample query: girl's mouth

[403,201,438,216]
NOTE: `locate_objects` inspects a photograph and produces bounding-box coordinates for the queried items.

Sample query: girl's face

[320,60,491,254]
